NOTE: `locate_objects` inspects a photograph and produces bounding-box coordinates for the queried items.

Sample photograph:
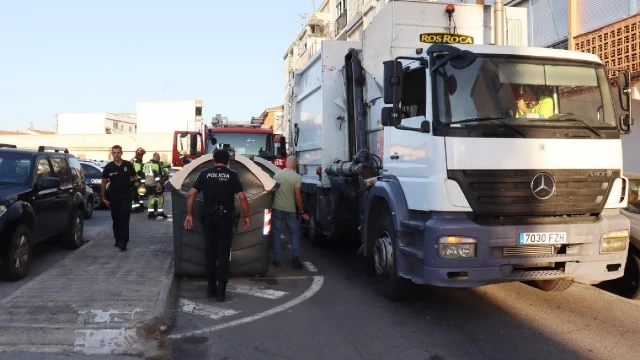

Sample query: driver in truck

[515,85,554,118]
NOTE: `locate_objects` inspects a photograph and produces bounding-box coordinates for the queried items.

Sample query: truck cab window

[401,67,426,118]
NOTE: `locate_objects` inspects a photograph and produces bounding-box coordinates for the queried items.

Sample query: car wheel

[62,210,86,249]
[85,199,94,219]
[93,191,102,210]
[1,225,33,281]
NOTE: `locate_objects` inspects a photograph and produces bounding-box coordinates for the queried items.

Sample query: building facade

[135,100,203,134]
[55,112,137,135]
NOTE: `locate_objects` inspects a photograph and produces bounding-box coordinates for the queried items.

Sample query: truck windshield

[0,154,32,185]
[433,55,617,130]
[208,133,271,156]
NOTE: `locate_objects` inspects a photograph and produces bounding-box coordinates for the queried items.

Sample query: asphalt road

[168,238,640,360]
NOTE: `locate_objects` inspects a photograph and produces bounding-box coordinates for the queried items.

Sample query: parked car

[79,160,106,210]
[0,145,88,281]
[84,186,95,219]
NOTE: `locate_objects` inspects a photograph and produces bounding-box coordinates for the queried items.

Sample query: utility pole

[568,0,578,50]
[494,0,505,45]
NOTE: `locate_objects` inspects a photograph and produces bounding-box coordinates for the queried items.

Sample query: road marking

[74,328,138,355]
[179,299,240,320]
[303,262,318,272]
[227,283,289,299]
[287,244,292,250]
[169,276,324,339]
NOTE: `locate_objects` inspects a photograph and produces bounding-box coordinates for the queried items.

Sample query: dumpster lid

[168,152,277,191]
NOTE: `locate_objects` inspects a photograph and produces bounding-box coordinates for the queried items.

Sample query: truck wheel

[307,200,326,247]
[1,225,33,281]
[533,279,573,292]
[371,210,410,301]
[62,210,86,250]
[599,249,640,299]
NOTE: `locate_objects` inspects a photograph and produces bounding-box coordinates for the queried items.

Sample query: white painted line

[179,299,240,320]
[74,328,138,355]
[303,262,318,272]
[188,276,314,283]
[287,244,292,250]
[227,283,289,299]
[169,276,324,339]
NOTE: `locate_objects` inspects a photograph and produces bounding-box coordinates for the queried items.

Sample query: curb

[136,259,177,339]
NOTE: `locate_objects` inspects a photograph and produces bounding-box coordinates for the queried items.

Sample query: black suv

[0,145,88,280]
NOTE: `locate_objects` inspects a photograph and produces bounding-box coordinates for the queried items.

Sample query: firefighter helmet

[137,184,147,196]
[135,147,146,156]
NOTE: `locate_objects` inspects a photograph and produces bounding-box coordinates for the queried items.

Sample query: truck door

[383,65,436,211]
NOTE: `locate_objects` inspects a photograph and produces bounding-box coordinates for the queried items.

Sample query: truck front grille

[503,245,555,257]
[448,169,618,217]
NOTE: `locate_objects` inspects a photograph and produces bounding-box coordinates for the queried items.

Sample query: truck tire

[370,210,410,301]
[533,279,573,292]
[598,248,640,300]
[1,225,33,281]
[61,210,86,250]
[307,199,327,247]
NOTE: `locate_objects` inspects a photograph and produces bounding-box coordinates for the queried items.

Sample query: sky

[0,0,313,131]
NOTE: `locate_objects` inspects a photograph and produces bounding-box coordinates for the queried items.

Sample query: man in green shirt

[516,85,554,118]
[271,156,309,269]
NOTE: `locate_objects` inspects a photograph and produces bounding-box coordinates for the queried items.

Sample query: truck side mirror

[381,107,401,126]
[383,60,403,105]
[209,135,217,146]
[618,71,631,112]
[619,114,634,134]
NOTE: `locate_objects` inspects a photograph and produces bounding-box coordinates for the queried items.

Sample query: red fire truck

[171,120,287,170]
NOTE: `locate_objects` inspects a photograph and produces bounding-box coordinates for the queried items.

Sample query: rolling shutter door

[577,0,631,34]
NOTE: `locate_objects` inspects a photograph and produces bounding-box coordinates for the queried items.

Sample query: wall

[136,100,199,134]
[56,113,137,135]
[56,113,106,134]
[0,133,174,163]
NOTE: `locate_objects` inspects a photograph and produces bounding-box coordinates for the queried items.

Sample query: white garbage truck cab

[289,1,634,299]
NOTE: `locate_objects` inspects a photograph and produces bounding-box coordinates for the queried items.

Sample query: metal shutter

[530,0,568,47]
[577,0,631,34]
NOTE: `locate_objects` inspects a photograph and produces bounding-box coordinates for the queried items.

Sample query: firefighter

[131,147,146,212]
[143,153,169,219]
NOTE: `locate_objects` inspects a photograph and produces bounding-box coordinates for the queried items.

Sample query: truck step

[400,220,425,231]
[399,245,424,260]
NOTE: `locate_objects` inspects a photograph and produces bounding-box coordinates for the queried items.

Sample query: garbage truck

[288,0,635,300]
[606,101,640,299]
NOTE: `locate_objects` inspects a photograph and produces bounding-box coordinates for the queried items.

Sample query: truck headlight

[438,236,477,259]
[0,205,6,217]
[600,230,629,253]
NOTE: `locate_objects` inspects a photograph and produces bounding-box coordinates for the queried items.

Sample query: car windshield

[434,55,617,129]
[0,154,32,185]
[207,133,271,156]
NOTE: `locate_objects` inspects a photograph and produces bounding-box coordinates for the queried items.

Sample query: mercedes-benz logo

[530,173,556,200]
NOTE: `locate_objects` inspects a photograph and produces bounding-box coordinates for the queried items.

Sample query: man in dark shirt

[101,145,139,251]
[184,149,250,302]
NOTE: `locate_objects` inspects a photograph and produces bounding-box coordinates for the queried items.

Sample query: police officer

[143,153,169,220]
[131,147,146,212]
[184,149,250,301]
[101,145,139,251]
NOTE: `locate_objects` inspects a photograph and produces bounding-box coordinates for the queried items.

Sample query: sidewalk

[0,205,175,357]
